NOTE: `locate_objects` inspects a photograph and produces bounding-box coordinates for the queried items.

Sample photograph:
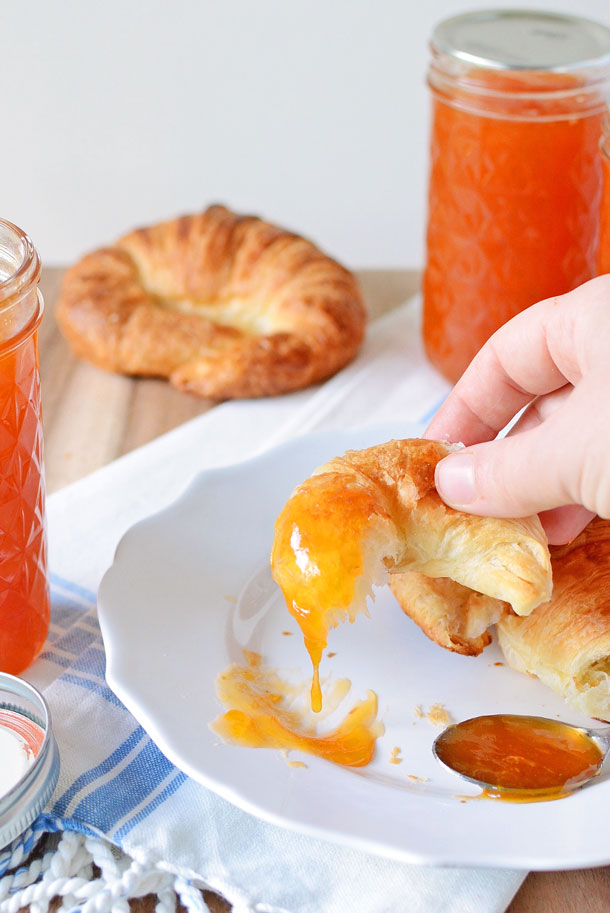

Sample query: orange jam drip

[211,656,383,767]
[270,474,380,712]
[436,714,603,801]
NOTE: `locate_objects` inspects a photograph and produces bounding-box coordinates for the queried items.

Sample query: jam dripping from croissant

[211,651,383,767]
[271,475,378,711]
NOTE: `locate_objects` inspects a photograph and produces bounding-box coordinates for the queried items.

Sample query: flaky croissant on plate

[392,518,610,720]
[389,571,506,657]
[270,438,552,709]
[497,517,610,721]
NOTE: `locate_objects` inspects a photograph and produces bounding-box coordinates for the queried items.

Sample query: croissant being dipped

[270,438,552,711]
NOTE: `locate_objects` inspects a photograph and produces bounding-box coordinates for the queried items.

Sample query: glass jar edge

[0,219,41,302]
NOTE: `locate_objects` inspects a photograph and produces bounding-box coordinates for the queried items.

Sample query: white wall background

[3,0,610,270]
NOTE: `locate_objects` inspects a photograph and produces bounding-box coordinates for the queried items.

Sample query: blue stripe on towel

[38,651,74,669]
[48,603,87,630]
[49,584,94,635]
[51,626,99,659]
[69,645,106,678]
[50,587,93,613]
[50,573,97,606]
[71,740,177,833]
[53,727,148,816]
[79,614,101,631]
[59,673,124,707]
[113,770,188,842]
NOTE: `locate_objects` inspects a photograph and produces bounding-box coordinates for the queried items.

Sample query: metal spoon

[432,713,610,798]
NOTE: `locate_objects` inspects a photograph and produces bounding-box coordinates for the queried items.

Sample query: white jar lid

[432,10,610,72]
[0,674,59,850]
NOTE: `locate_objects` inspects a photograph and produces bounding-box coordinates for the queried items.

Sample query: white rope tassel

[0,831,212,913]
[0,819,49,879]
[155,883,177,913]
[174,876,212,913]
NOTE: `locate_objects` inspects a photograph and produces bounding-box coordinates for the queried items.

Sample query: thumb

[434,423,579,519]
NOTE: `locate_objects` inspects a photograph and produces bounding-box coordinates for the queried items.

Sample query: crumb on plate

[427,703,452,728]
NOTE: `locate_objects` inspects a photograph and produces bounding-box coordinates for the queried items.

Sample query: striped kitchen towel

[3,298,525,913]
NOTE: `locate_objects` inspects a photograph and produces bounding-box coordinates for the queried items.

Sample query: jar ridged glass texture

[598,114,610,275]
[0,220,49,674]
[423,12,610,384]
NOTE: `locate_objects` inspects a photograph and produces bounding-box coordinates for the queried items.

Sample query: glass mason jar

[0,220,50,673]
[0,673,59,849]
[599,113,610,274]
[423,10,610,384]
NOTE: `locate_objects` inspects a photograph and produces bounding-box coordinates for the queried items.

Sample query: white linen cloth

[8,297,525,913]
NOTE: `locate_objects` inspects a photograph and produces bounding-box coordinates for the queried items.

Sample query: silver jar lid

[0,674,60,850]
[431,9,610,72]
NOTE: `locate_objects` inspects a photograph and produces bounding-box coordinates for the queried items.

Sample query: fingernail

[435,453,476,505]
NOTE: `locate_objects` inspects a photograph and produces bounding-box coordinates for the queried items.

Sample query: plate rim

[98,422,610,871]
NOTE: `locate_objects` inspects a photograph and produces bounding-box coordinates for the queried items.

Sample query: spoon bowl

[432,713,610,799]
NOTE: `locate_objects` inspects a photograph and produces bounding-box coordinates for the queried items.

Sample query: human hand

[424,275,610,544]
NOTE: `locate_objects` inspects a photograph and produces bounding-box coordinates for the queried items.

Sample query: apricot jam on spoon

[433,714,609,801]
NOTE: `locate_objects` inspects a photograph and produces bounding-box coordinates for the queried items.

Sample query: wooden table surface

[38,267,610,913]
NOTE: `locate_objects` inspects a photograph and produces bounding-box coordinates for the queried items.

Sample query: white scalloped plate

[98,422,610,870]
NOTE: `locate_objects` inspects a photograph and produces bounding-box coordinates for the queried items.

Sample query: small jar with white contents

[0,673,60,849]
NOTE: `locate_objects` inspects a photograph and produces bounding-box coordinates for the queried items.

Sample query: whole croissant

[56,205,366,399]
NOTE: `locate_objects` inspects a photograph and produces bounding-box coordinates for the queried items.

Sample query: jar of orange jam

[0,220,49,673]
[423,10,610,383]
[598,113,610,274]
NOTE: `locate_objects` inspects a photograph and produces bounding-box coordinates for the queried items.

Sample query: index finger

[424,287,582,445]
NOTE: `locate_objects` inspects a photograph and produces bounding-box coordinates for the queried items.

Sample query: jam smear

[211,654,383,768]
